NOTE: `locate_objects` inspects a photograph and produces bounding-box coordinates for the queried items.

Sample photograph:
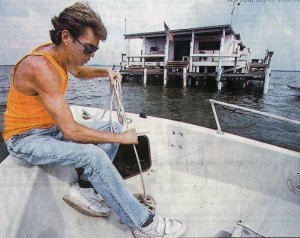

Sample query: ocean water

[0,65,299,152]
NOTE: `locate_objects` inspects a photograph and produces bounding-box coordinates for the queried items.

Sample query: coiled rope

[99,78,156,213]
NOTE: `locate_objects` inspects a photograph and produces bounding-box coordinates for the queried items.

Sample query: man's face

[69,27,100,66]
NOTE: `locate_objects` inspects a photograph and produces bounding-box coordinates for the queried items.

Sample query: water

[0,65,299,152]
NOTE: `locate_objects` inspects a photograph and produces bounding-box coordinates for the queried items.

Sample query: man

[3,2,185,238]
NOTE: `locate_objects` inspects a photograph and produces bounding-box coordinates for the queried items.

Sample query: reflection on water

[0,65,299,152]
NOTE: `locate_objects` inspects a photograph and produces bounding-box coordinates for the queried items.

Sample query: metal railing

[209,99,300,135]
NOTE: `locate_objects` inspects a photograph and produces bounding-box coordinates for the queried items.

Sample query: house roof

[124,24,236,39]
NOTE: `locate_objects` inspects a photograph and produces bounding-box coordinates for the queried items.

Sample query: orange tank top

[2,43,68,142]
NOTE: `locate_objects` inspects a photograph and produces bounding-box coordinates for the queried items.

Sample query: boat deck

[0,107,299,237]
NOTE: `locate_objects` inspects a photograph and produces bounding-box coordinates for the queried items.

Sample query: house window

[198,41,220,51]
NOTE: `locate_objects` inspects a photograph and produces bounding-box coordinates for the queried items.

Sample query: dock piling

[216,28,225,92]
[163,68,168,86]
[143,68,147,86]
[216,67,223,91]
[183,68,187,87]
[263,67,271,94]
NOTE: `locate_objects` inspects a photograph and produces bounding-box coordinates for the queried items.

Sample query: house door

[174,40,190,61]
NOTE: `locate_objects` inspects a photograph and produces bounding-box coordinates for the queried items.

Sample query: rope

[103,78,156,213]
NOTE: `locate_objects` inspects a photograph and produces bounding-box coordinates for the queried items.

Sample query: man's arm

[68,65,122,83]
[28,58,136,144]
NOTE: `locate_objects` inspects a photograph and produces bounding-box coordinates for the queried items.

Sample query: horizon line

[1,65,299,72]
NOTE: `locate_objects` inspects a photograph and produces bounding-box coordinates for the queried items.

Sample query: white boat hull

[0,105,299,237]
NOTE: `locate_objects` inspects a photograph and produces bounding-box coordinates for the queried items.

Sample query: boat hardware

[209,99,300,135]
[81,109,91,120]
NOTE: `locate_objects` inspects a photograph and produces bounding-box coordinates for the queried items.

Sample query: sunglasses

[74,38,99,55]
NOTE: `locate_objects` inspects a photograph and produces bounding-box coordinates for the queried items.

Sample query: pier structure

[120,24,273,94]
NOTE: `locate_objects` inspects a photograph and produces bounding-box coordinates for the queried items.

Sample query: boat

[0,100,299,237]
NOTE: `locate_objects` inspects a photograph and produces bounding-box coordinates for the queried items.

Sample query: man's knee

[84,146,111,168]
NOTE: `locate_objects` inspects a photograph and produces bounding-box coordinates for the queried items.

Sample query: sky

[0,0,300,70]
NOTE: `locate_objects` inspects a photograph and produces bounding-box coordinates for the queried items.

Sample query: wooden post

[233,47,238,73]
[163,68,168,86]
[189,31,194,73]
[164,36,169,86]
[216,28,225,91]
[164,36,169,65]
[126,39,130,68]
[204,66,208,86]
[183,67,187,88]
[143,68,147,86]
[263,51,273,94]
[188,77,192,86]
[263,67,271,95]
[233,57,237,73]
[142,36,146,67]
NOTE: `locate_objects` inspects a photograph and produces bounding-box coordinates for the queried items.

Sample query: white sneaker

[63,183,110,217]
[133,215,186,238]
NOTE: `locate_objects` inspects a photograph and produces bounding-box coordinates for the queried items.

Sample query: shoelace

[151,216,170,235]
[81,187,109,210]
[98,77,156,213]
[81,188,100,203]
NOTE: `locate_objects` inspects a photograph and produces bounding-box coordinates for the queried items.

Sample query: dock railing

[209,99,300,135]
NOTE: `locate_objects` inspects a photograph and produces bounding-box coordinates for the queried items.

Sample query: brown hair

[49,2,107,45]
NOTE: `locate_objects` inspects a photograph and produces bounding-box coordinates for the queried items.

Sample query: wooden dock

[120,68,265,78]
[120,63,268,89]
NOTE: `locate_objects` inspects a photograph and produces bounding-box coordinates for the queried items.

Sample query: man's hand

[120,129,138,144]
[107,69,122,84]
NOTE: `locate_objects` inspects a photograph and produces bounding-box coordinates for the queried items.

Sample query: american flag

[164,22,174,41]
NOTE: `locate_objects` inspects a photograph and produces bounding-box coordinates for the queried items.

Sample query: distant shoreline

[272,69,300,72]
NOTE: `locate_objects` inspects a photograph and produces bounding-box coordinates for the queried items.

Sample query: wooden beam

[189,31,194,72]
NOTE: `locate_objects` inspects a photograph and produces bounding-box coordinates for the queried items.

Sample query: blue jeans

[5,121,149,229]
